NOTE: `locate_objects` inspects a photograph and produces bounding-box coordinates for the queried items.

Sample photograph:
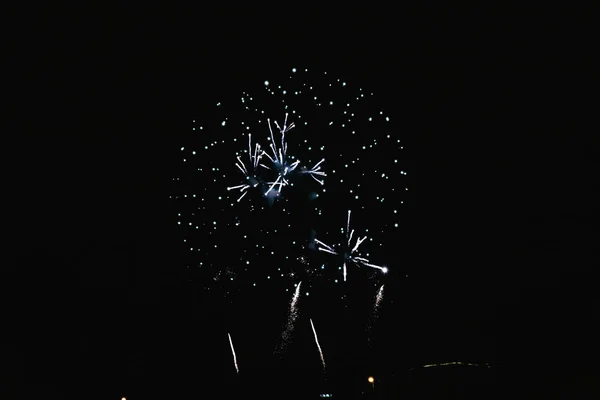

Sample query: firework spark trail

[374,284,384,313]
[302,158,327,185]
[367,285,385,343]
[290,281,302,319]
[310,318,326,370]
[263,114,300,196]
[228,112,326,199]
[314,239,337,255]
[265,115,296,167]
[227,133,263,202]
[315,210,388,281]
[228,333,239,374]
[276,282,302,354]
[264,113,326,195]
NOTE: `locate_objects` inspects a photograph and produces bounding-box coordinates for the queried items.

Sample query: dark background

[9,6,598,400]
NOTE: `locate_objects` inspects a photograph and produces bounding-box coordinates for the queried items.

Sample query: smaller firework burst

[314,210,388,282]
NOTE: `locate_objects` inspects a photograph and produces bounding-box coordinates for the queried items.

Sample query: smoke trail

[310,318,326,370]
[275,282,302,354]
[228,332,239,374]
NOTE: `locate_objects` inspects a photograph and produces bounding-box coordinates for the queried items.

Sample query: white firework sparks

[178,67,408,292]
[367,285,385,343]
[300,157,327,186]
[310,318,326,370]
[314,210,388,281]
[263,113,327,196]
[374,284,385,311]
[275,281,302,354]
[227,113,327,201]
[263,113,298,196]
[228,332,239,374]
[226,133,264,202]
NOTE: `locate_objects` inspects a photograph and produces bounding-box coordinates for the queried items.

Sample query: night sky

[11,7,598,400]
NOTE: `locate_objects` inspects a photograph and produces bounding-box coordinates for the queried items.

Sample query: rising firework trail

[374,284,384,312]
[367,285,385,342]
[315,210,388,281]
[228,332,239,374]
[276,282,303,355]
[310,318,326,370]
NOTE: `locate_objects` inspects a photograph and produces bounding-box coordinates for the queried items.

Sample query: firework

[228,332,239,374]
[178,67,407,292]
[275,281,302,354]
[310,318,326,370]
[314,210,388,281]
[263,113,326,196]
[300,157,327,185]
[263,114,297,196]
[226,133,264,202]
[227,113,327,201]
[367,284,385,342]
[174,67,411,379]
[374,284,385,313]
